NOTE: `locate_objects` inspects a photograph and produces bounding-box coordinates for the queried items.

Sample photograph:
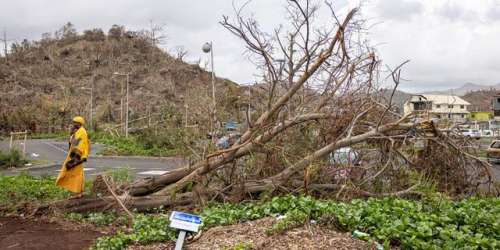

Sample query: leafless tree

[49,0,495,213]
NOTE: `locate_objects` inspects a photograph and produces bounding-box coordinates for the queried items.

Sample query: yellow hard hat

[72,116,85,125]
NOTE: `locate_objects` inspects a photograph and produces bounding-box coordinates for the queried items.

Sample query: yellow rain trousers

[56,127,90,193]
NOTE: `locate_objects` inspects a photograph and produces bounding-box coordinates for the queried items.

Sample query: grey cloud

[374,0,424,21]
[487,4,500,22]
[437,1,476,22]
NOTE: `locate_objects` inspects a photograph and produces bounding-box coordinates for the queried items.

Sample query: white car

[329,147,360,165]
[460,129,481,139]
[482,130,493,137]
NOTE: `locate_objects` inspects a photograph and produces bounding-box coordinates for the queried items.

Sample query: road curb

[92,155,185,161]
[10,163,60,172]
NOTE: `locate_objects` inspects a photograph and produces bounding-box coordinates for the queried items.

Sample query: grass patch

[0,149,28,169]
[90,131,184,157]
[0,173,70,213]
[0,173,92,214]
[29,131,67,140]
[65,212,129,227]
[104,167,134,184]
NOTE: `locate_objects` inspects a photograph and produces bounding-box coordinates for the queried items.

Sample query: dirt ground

[129,218,372,250]
[0,217,102,250]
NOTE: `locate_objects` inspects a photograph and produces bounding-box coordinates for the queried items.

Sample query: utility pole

[81,83,93,131]
[114,72,130,137]
[1,29,11,62]
[202,42,217,131]
[126,73,129,137]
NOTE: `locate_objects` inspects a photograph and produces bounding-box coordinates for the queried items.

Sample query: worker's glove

[66,158,86,170]
[65,160,77,170]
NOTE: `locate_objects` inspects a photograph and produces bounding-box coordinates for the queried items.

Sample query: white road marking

[56,168,95,172]
[42,141,68,154]
[137,170,169,175]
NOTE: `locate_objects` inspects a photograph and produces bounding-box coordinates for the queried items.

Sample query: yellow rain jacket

[56,127,90,193]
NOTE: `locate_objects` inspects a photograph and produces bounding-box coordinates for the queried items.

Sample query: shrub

[0,149,28,169]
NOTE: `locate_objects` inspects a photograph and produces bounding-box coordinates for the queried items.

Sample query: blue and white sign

[169,211,202,233]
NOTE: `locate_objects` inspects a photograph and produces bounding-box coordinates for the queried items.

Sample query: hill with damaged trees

[0,23,241,133]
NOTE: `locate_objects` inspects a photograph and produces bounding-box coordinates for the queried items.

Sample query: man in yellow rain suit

[56,116,90,197]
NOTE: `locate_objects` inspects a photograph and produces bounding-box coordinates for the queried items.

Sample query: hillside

[424,82,500,96]
[0,24,241,133]
[380,89,412,113]
[461,89,498,112]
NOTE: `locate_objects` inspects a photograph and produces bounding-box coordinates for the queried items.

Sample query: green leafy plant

[91,214,177,250]
[0,173,94,214]
[66,212,128,227]
[201,196,500,249]
[0,173,71,213]
[92,195,500,250]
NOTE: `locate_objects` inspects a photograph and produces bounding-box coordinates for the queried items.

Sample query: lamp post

[202,42,216,129]
[80,86,93,130]
[113,72,130,137]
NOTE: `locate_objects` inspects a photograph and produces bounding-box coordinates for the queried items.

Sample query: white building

[403,94,470,122]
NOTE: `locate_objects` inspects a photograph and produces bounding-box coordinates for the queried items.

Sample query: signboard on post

[169,211,202,250]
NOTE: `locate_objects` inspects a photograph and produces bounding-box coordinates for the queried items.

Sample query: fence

[9,130,28,156]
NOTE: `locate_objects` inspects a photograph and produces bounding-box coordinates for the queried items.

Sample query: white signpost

[169,211,202,250]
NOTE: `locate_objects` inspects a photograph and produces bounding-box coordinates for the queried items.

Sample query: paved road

[0,139,185,178]
[1,138,499,184]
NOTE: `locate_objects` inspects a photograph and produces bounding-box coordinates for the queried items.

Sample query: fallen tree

[49,0,497,213]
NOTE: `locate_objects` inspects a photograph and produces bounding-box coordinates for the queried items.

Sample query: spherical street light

[202,42,212,53]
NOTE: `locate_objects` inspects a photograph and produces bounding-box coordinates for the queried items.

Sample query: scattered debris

[128,218,371,250]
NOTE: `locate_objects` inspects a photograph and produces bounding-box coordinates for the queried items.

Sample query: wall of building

[432,103,468,113]
[469,111,492,121]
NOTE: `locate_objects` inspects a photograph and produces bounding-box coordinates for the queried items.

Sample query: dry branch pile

[52,1,497,213]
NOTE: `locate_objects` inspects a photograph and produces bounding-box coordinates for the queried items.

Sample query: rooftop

[408,94,470,105]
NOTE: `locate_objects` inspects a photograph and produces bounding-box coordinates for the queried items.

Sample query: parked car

[487,140,500,164]
[329,147,361,165]
[482,129,493,137]
[460,129,481,139]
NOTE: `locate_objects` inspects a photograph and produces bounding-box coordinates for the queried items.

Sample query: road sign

[169,211,203,250]
[170,211,202,232]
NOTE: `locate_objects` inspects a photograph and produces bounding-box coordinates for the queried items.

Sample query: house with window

[403,94,470,122]
[492,93,500,118]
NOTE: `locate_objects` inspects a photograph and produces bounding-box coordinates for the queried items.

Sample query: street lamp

[202,42,216,129]
[80,86,93,130]
[113,72,130,137]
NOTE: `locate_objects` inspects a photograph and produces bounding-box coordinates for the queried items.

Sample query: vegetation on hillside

[0,22,242,134]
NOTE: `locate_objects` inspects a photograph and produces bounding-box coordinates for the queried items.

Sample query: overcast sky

[2,0,500,93]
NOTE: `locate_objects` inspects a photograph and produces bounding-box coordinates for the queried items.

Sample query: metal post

[126,73,129,138]
[174,230,187,250]
[89,78,93,131]
[210,42,216,120]
[9,132,13,149]
[148,107,151,128]
[184,104,188,128]
[23,130,27,156]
